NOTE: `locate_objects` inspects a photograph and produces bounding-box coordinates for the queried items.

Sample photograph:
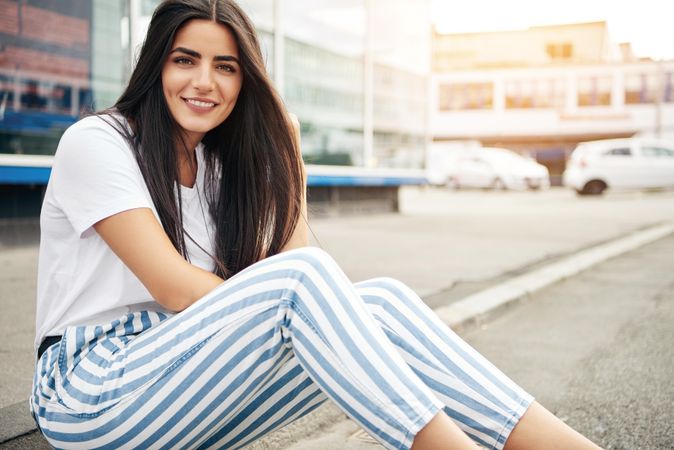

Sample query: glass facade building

[0,0,431,169]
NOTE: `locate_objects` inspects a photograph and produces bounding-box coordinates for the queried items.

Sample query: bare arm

[94,208,224,312]
[282,113,309,252]
[95,115,304,311]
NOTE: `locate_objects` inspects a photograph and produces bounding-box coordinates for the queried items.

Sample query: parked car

[426,140,482,186]
[563,138,674,195]
[447,147,550,190]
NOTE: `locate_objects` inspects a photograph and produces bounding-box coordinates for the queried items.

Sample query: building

[0,0,430,166]
[0,0,431,218]
[433,21,618,71]
[431,22,674,184]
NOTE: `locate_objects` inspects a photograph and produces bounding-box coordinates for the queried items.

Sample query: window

[625,73,657,104]
[0,1,125,156]
[505,78,564,109]
[370,0,429,168]
[439,82,493,111]
[237,0,274,76]
[578,76,611,107]
[283,0,366,165]
[546,42,573,61]
[603,147,631,156]
[641,146,674,157]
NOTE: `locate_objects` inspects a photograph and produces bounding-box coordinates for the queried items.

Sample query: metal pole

[363,0,374,167]
[423,0,433,171]
[128,0,142,71]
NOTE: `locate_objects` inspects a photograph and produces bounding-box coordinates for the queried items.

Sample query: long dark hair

[107,0,303,279]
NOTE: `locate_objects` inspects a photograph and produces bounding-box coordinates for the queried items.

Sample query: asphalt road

[5,188,674,411]
[462,234,674,450]
[2,188,673,448]
[4,236,674,449]
[265,233,674,450]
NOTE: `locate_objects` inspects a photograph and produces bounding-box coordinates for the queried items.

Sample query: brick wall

[0,1,89,79]
[0,0,19,36]
[0,46,88,79]
[21,5,89,50]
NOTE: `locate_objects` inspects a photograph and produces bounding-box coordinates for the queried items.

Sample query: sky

[431,0,674,60]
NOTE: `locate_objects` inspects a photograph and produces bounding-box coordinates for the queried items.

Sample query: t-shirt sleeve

[50,117,154,237]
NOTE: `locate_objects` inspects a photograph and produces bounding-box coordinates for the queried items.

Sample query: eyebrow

[170,47,240,64]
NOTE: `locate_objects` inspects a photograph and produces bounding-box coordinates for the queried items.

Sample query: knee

[280,247,334,266]
[359,277,410,295]
[357,277,418,311]
[281,246,330,260]
[277,246,338,272]
[271,247,357,310]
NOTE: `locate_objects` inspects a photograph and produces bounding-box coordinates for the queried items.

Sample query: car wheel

[492,178,506,190]
[580,180,607,195]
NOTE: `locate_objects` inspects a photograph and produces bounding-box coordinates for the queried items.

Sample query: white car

[447,147,550,190]
[563,138,674,195]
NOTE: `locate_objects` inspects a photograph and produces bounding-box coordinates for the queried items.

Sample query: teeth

[186,99,215,108]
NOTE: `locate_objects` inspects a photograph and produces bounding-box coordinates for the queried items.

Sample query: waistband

[37,335,62,360]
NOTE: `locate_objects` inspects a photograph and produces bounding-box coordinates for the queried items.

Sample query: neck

[177,146,198,189]
[181,129,204,154]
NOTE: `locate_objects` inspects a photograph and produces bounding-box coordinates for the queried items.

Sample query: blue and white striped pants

[31,247,533,450]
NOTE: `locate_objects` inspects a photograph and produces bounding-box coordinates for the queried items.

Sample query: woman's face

[162,19,243,147]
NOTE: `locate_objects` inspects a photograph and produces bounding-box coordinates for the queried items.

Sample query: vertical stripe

[32,247,531,450]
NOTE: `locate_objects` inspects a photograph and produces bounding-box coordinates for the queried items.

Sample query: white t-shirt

[35,115,216,349]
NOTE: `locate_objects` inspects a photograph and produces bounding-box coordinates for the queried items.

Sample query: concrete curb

[3,222,673,448]
[434,222,674,332]
[0,402,35,445]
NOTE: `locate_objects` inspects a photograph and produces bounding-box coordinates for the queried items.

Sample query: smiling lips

[183,97,218,111]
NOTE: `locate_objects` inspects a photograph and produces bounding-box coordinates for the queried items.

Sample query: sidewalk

[253,222,674,450]
[2,187,673,447]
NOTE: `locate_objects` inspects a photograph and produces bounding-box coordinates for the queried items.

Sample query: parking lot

[310,186,674,298]
[2,185,674,447]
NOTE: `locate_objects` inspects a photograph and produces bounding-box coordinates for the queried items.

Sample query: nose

[192,65,215,92]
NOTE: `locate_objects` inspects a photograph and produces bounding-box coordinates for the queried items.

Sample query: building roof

[432,21,627,71]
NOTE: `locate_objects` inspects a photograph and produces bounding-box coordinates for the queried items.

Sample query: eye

[173,56,194,65]
[216,64,236,73]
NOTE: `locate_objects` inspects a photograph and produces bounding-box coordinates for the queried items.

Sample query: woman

[31,1,602,449]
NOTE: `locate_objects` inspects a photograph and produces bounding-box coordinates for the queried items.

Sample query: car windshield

[603,147,631,156]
